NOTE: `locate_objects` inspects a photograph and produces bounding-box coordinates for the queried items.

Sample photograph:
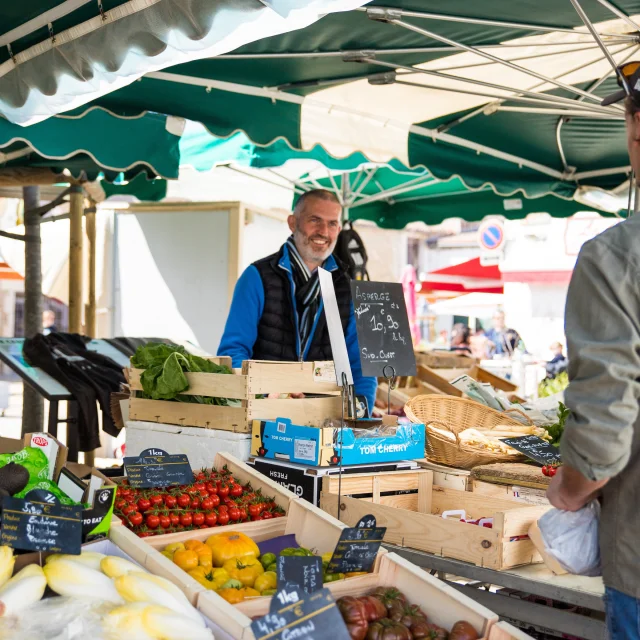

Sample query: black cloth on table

[23,333,126,452]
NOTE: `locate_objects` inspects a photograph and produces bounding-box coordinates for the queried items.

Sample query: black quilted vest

[252,247,352,362]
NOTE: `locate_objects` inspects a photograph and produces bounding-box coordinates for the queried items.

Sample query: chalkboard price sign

[0,495,82,554]
[501,435,562,466]
[251,585,350,640]
[327,514,386,574]
[277,555,323,595]
[350,281,417,378]
[123,448,193,488]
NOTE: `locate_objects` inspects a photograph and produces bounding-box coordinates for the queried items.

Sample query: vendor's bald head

[288,189,342,269]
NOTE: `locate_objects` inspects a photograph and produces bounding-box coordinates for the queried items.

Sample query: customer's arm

[345,306,377,413]
[548,238,640,509]
[217,266,264,368]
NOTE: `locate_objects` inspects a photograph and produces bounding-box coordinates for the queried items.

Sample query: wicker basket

[404,395,526,469]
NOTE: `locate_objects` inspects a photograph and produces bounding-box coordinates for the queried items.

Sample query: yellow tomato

[165,542,186,554]
[241,587,261,598]
[184,539,205,551]
[173,549,199,572]
[206,531,259,567]
[198,554,213,569]
[222,557,264,588]
[161,550,174,560]
[254,571,277,594]
[217,588,245,604]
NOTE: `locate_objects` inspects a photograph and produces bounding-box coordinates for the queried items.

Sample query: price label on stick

[277,555,323,595]
[123,448,193,488]
[350,281,417,378]
[500,435,562,466]
[251,584,351,640]
[0,494,82,554]
[327,514,386,575]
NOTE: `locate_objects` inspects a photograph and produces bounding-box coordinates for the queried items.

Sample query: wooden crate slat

[498,504,551,538]
[129,369,248,399]
[247,396,342,426]
[129,397,249,432]
[244,360,340,395]
[431,486,533,522]
[416,365,464,396]
[320,491,503,569]
[501,538,543,570]
[323,469,425,496]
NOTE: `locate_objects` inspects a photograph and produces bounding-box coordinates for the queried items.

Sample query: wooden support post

[85,208,96,338]
[21,185,44,435]
[68,186,84,334]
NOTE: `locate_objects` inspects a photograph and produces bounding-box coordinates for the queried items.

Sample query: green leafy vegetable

[538,372,569,398]
[545,402,570,446]
[131,343,234,405]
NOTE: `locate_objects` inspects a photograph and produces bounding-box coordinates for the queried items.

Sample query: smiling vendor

[218,189,376,411]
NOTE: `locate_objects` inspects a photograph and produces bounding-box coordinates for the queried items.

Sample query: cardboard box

[251,416,425,467]
[246,456,419,505]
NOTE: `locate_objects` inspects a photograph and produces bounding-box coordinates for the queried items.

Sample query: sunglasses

[617,61,640,88]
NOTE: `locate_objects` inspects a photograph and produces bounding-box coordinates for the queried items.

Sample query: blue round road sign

[479,222,504,251]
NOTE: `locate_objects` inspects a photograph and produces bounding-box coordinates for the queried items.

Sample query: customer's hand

[546,465,608,511]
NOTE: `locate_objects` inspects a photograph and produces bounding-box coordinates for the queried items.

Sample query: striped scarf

[286,237,325,355]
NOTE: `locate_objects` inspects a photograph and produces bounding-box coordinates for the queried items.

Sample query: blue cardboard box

[250,417,425,466]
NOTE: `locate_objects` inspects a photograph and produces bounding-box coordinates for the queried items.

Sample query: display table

[387,545,605,640]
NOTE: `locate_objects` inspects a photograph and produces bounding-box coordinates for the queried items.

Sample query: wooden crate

[129,359,342,432]
[320,469,550,571]
[204,551,499,640]
[472,480,549,506]
[489,622,535,640]
[417,458,472,491]
[415,350,477,369]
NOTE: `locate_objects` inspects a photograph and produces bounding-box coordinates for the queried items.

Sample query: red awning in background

[420,257,503,294]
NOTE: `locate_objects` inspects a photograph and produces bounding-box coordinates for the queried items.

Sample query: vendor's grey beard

[293,229,337,266]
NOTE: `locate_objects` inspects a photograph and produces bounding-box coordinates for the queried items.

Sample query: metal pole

[68,186,84,334]
[342,173,350,221]
[21,185,44,436]
[85,207,97,338]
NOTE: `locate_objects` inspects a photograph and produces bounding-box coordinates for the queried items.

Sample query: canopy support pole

[21,185,44,436]
[382,16,624,108]
[68,186,84,334]
[568,0,633,93]
[85,204,97,338]
[342,173,350,221]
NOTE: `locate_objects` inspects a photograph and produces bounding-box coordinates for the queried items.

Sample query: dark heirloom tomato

[371,588,407,613]
[366,619,412,640]
[388,602,427,629]
[358,596,387,622]
[449,621,479,640]
[336,596,368,640]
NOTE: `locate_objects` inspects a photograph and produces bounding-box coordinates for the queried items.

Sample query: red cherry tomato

[248,504,261,518]
[230,484,243,498]
[217,511,230,526]
[164,494,177,509]
[192,512,205,527]
[115,499,128,511]
[261,512,273,520]
[180,512,193,527]
[193,482,206,493]
[205,482,217,495]
[548,466,558,477]
[146,514,160,529]
[218,504,228,513]
[201,497,214,511]
[177,494,190,509]
[228,507,241,521]
[209,494,220,508]
[159,515,171,529]
[128,512,143,527]
[218,485,230,499]
[170,513,180,527]
[205,512,217,527]
[149,494,163,507]
[137,497,151,512]
[122,504,138,516]
[190,497,201,510]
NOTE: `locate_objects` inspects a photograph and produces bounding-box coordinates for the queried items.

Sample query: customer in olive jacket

[547,72,640,637]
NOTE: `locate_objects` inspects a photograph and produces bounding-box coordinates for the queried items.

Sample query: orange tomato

[173,549,199,572]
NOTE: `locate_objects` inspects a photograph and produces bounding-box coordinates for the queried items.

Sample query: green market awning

[0,106,182,182]
[0,1,369,126]
[89,0,639,198]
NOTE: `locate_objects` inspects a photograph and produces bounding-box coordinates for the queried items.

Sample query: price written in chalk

[251,585,350,640]
[277,555,323,595]
[327,514,386,575]
[500,435,562,466]
[123,448,193,489]
[351,281,417,378]
[0,495,82,554]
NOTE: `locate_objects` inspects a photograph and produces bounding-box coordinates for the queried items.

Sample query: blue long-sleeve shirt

[218,251,377,412]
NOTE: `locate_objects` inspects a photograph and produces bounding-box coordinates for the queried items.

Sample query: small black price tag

[251,584,350,640]
[501,435,562,466]
[277,555,323,595]
[1,495,82,554]
[123,448,193,488]
[327,514,386,574]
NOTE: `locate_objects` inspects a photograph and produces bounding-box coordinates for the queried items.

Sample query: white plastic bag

[537,501,601,576]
